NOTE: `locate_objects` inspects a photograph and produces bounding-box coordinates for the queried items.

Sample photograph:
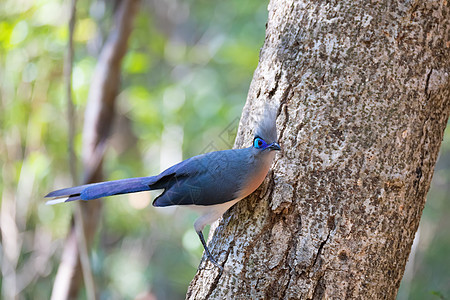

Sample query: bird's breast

[237,152,275,199]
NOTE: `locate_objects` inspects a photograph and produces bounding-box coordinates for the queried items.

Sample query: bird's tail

[45,177,155,205]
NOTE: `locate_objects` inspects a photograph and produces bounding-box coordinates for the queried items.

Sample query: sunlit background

[0,0,448,299]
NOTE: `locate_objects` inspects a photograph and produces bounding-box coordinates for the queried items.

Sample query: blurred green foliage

[0,0,267,298]
[0,0,448,299]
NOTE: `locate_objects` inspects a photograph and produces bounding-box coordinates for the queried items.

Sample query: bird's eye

[253,137,266,149]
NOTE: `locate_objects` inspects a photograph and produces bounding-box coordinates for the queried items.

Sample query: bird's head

[253,106,281,152]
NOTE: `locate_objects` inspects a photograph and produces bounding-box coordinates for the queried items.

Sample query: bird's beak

[268,142,281,151]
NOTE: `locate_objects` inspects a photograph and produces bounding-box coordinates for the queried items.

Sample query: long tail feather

[45,177,155,205]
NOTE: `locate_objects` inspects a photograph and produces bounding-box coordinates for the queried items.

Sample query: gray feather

[255,104,278,143]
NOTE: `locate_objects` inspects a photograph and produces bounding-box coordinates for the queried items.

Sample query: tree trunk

[187,0,450,299]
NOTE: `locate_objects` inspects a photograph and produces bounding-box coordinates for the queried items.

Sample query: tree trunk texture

[51,1,139,299]
[187,0,450,299]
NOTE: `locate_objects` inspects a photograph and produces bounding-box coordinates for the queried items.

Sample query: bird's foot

[196,230,223,272]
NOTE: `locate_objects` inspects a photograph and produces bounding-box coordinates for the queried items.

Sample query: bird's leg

[196,230,223,271]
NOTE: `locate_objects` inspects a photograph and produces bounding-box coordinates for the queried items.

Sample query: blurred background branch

[66,0,78,184]
[0,0,448,299]
[52,0,140,299]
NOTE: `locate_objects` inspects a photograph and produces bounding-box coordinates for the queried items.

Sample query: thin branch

[65,0,97,299]
[74,203,96,300]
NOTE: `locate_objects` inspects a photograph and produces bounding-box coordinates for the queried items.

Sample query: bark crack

[268,80,279,98]
[268,70,282,99]
[277,84,292,144]
[312,231,331,268]
[221,238,234,270]
[277,84,292,116]
[425,68,433,97]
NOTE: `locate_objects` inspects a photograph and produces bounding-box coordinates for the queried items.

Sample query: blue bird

[45,109,280,270]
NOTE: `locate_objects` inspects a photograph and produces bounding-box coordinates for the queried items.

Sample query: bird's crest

[255,104,278,143]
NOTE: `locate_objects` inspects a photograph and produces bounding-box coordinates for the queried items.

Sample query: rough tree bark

[187,0,449,299]
[51,1,139,299]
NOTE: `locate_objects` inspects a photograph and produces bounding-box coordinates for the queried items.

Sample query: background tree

[187,0,450,298]
[0,0,449,299]
[51,1,140,299]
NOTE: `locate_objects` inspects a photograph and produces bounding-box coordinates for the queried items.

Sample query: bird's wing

[152,149,252,207]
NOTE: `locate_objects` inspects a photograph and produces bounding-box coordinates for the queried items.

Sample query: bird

[45,108,280,270]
